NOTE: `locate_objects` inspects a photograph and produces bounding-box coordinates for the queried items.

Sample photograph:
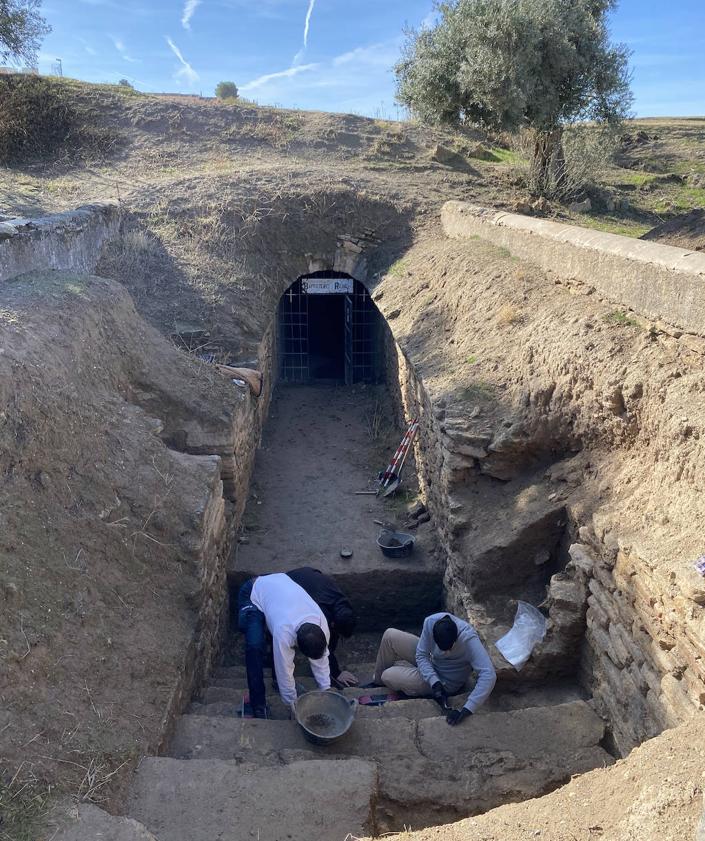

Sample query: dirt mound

[642,208,705,250]
[0,271,241,814]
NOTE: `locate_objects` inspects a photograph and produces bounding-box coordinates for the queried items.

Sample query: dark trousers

[238,578,267,710]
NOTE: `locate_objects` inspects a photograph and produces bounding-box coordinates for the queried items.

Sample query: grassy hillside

[0,76,703,246]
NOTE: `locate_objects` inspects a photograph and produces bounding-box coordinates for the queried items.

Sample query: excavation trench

[189,276,594,829]
[152,269,695,837]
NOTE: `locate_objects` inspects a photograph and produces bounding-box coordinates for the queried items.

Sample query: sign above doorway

[302,277,354,295]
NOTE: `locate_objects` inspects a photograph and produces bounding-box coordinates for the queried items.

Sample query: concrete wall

[0,203,119,282]
[441,202,705,338]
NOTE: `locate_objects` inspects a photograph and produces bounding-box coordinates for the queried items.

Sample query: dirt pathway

[229,384,442,630]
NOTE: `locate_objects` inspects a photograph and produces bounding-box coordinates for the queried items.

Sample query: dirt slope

[366,231,705,840]
[0,271,241,814]
[642,208,705,250]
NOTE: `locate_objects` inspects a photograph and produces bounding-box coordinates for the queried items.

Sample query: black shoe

[253,706,268,719]
[361,680,384,689]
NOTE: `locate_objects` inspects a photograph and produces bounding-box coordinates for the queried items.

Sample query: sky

[28,0,705,118]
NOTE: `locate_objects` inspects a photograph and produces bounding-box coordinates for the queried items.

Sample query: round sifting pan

[295,690,357,746]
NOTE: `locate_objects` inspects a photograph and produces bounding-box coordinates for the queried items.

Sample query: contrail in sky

[182,0,202,30]
[166,36,200,85]
[303,0,316,47]
[293,0,316,65]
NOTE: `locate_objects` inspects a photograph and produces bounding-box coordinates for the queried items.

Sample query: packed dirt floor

[231,385,441,628]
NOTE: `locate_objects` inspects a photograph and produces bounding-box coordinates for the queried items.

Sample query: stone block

[128,758,376,841]
[417,701,604,760]
[168,714,417,762]
[52,804,158,841]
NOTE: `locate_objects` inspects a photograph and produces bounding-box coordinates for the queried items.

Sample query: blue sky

[31,0,705,117]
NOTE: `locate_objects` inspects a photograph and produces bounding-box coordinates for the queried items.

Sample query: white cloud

[333,41,400,68]
[166,36,200,86]
[182,0,202,30]
[110,35,140,64]
[240,62,319,92]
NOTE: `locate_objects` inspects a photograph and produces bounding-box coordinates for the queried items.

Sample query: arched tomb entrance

[278,271,383,385]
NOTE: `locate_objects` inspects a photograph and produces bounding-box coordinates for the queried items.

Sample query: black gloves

[431,681,448,709]
[446,707,472,726]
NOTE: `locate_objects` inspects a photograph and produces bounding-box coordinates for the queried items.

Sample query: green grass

[489,146,523,165]
[611,170,655,188]
[0,773,52,841]
[578,215,653,238]
[387,259,408,278]
[604,309,641,328]
[466,354,478,365]
[653,186,705,213]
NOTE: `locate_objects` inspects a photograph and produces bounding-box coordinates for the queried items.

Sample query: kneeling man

[238,573,330,718]
[372,612,496,725]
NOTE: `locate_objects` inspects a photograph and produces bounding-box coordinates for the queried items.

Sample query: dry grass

[0,74,120,166]
[497,304,524,326]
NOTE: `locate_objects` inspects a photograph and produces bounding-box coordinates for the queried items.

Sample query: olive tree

[395,0,632,196]
[0,0,50,65]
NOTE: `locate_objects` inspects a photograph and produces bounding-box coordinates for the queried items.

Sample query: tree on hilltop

[215,81,238,100]
[0,0,50,65]
[395,0,633,196]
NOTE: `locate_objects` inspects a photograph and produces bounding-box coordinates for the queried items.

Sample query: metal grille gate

[278,275,380,384]
[279,279,309,383]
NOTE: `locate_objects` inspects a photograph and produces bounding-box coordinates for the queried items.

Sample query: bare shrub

[511,124,619,200]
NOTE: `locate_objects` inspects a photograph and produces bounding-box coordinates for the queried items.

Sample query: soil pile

[642,208,705,250]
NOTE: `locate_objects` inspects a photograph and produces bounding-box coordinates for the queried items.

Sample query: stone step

[169,701,607,765]
[210,660,377,688]
[200,677,320,705]
[163,702,613,831]
[194,680,587,722]
[186,699,291,720]
[168,714,415,762]
[127,758,377,841]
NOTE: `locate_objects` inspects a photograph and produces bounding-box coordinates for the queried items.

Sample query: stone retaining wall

[0,203,120,282]
[579,530,705,754]
[441,202,705,338]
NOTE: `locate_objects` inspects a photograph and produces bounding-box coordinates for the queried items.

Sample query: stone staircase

[123,638,615,840]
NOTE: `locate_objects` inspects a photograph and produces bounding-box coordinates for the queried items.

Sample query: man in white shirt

[238,573,330,718]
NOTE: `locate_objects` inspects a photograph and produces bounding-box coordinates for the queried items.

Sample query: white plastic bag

[495,601,547,670]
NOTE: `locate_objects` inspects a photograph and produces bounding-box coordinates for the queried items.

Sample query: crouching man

[238,572,330,718]
[372,612,496,725]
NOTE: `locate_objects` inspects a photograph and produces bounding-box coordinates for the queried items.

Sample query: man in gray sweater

[371,613,496,725]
